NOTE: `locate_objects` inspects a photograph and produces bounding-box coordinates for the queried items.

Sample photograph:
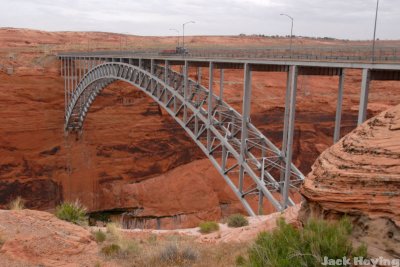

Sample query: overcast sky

[1,0,399,40]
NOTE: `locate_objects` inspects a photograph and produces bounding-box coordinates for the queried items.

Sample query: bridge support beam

[358,68,371,125]
[198,67,202,85]
[239,63,252,194]
[207,62,214,151]
[334,69,345,143]
[280,69,291,192]
[282,65,298,209]
[184,61,189,123]
[164,60,169,102]
[219,69,224,101]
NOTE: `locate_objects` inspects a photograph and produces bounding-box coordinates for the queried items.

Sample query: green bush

[55,201,87,225]
[199,221,220,234]
[94,230,106,243]
[227,214,249,228]
[245,217,367,267]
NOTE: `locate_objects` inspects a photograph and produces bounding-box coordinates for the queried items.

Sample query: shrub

[106,222,122,241]
[0,235,5,248]
[55,201,87,225]
[227,214,249,228]
[158,243,198,264]
[246,217,367,267]
[199,221,220,234]
[8,196,25,210]
[94,230,106,243]
[101,243,121,257]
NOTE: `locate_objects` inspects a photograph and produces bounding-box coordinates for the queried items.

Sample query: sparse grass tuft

[8,196,25,210]
[106,222,122,241]
[245,217,367,267]
[55,201,87,225]
[99,223,139,259]
[157,243,198,265]
[101,243,121,257]
[227,213,249,228]
[94,230,106,243]
[199,221,220,234]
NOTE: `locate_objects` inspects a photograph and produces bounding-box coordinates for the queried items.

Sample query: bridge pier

[334,69,345,143]
[219,69,224,101]
[358,68,371,125]
[282,65,298,208]
[239,63,252,195]
[207,62,214,151]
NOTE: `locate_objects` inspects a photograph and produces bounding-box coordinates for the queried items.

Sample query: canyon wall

[1,28,400,229]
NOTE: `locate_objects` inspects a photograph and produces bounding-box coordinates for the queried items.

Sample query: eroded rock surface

[0,209,101,266]
[300,104,400,258]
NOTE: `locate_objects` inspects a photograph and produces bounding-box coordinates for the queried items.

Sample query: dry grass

[97,229,249,267]
[8,196,24,210]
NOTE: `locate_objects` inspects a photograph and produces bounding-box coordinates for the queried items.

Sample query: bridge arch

[65,61,303,216]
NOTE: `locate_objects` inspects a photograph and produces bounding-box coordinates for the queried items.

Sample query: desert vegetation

[199,221,220,234]
[238,217,367,267]
[55,201,87,225]
[227,214,249,228]
[8,196,25,210]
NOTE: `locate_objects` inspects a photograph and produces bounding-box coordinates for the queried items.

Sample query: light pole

[169,28,180,47]
[182,21,195,54]
[280,13,294,58]
[372,0,380,62]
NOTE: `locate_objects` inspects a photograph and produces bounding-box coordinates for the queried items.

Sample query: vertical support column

[71,58,74,94]
[334,69,345,143]
[63,58,67,117]
[219,69,224,101]
[150,59,155,93]
[282,65,298,209]
[239,63,252,194]
[280,68,291,190]
[164,60,169,102]
[79,58,82,83]
[67,58,70,109]
[183,60,189,123]
[358,69,371,125]
[138,58,143,85]
[207,62,214,151]
[198,67,202,85]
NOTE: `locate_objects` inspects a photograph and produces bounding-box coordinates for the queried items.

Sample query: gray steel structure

[59,52,400,216]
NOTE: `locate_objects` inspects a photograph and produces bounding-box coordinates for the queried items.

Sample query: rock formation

[1,28,400,229]
[300,104,400,259]
[0,209,101,266]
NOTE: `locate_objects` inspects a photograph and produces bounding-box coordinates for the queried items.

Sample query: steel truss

[62,59,304,215]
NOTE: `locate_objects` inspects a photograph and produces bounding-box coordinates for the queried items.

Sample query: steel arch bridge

[59,53,400,216]
[62,59,303,216]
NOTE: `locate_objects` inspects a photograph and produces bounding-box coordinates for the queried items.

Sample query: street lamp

[280,13,294,58]
[372,0,380,62]
[169,28,180,47]
[182,21,195,54]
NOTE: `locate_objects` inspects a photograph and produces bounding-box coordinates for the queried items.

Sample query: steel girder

[64,61,304,216]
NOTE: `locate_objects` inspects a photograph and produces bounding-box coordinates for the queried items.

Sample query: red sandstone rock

[300,104,400,258]
[0,209,101,266]
[1,28,400,229]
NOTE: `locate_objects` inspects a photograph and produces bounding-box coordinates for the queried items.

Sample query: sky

[1,0,400,40]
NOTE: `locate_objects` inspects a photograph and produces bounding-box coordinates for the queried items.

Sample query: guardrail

[58,46,400,63]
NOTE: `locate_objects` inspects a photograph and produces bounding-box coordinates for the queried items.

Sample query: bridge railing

[58,46,400,63]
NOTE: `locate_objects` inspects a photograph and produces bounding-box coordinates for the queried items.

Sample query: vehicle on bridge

[159,46,188,56]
